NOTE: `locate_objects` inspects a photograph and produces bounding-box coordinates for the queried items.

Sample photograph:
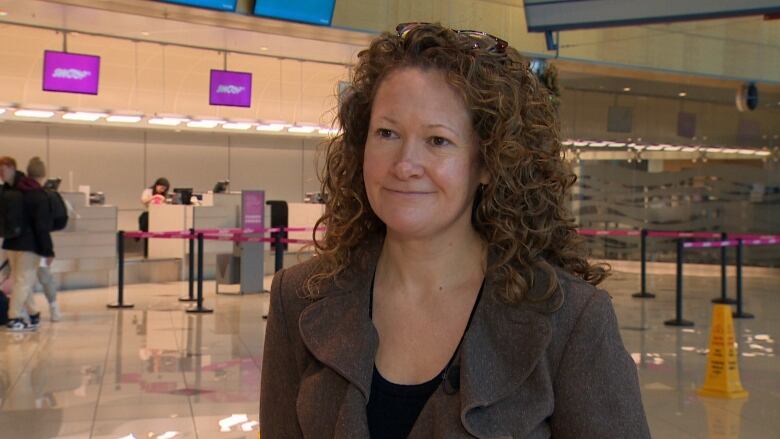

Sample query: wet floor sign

[697,304,748,399]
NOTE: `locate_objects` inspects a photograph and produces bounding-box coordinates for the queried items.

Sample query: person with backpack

[27,157,63,322]
[0,156,54,332]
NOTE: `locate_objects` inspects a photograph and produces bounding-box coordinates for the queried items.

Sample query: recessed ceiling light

[141,31,150,36]
[288,125,316,134]
[223,122,253,130]
[260,47,268,51]
[0,11,8,16]
[623,87,631,92]
[107,115,142,123]
[63,112,107,121]
[187,120,223,128]
[0,108,6,115]
[15,109,55,118]
[678,92,687,97]
[256,123,286,132]
[149,117,187,126]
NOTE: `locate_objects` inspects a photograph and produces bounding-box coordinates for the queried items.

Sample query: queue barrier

[111,227,320,313]
[112,226,777,323]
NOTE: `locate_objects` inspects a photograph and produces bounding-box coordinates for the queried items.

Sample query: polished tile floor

[0,264,777,438]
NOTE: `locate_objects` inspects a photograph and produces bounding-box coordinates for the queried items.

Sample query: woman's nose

[392,141,424,180]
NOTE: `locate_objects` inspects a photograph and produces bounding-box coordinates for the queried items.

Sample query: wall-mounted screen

[524,0,780,32]
[42,50,101,95]
[159,0,238,11]
[254,0,336,26]
[210,69,253,108]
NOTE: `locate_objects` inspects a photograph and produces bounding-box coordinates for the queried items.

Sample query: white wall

[0,121,323,231]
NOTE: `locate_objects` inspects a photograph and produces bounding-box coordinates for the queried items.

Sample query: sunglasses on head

[395,22,509,54]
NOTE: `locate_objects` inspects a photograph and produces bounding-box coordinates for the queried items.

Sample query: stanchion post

[665,239,694,327]
[179,228,196,302]
[633,228,656,299]
[712,232,736,304]
[732,239,754,319]
[274,230,284,272]
[187,232,213,314]
[108,231,134,309]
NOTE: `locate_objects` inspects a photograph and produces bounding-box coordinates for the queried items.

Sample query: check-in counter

[147,194,240,277]
[53,192,118,289]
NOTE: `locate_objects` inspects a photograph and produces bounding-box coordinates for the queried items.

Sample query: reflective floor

[0,265,777,438]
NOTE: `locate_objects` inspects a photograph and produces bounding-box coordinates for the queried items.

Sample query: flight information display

[524,0,780,32]
[254,0,336,26]
[159,0,238,12]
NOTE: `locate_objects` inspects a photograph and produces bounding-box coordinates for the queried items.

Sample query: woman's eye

[376,128,395,138]
[430,136,451,147]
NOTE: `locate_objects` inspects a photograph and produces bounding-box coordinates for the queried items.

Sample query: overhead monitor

[209,69,253,108]
[42,51,101,95]
[159,0,238,11]
[524,0,780,32]
[254,0,336,26]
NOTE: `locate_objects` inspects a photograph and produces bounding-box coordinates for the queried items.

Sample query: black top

[367,277,485,439]
[1,171,54,257]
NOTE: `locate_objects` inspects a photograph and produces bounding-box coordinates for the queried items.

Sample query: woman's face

[363,67,488,241]
[155,184,167,194]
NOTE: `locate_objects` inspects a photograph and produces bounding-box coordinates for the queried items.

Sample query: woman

[138,177,169,257]
[260,23,650,438]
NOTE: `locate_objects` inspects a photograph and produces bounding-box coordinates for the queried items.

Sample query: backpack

[0,188,25,239]
[47,190,69,231]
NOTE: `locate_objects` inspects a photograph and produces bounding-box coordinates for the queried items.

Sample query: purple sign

[210,69,252,107]
[242,190,265,230]
[42,51,100,95]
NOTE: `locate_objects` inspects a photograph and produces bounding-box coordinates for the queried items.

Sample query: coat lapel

[457,260,562,437]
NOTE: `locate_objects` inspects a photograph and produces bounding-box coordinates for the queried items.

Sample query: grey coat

[260,239,650,438]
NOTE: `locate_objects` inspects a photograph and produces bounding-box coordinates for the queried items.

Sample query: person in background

[27,157,62,322]
[141,177,170,207]
[213,180,230,194]
[0,156,54,332]
[138,177,170,258]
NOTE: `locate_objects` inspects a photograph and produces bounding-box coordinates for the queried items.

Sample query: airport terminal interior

[0,0,778,438]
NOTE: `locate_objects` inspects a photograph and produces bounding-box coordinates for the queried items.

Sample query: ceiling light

[645,145,663,151]
[681,147,697,152]
[607,142,626,147]
[0,11,8,16]
[561,140,574,146]
[587,141,607,147]
[622,87,631,92]
[755,151,770,156]
[737,149,756,155]
[107,115,142,123]
[260,47,269,51]
[15,109,55,118]
[318,127,340,136]
[678,92,687,97]
[722,148,738,154]
[573,141,589,147]
[256,123,286,132]
[662,146,681,151]
[223,122,253,130]
[288,125,317,134]
[141,31,150,36]
[63,111,107,121]
[0,108,5,115]
[187,120,223,128]
[705,147,722,153]
[149,117,187,126]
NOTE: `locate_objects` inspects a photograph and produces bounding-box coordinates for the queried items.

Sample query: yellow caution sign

[697,304,748,399]
[701,398,746,439]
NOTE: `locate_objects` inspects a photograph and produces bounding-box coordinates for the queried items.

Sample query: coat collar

[297,236,562,411]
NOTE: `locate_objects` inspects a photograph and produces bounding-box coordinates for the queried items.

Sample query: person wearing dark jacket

[0,156,54,332]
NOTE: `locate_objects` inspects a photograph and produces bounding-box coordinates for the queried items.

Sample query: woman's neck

[377,228,487,297]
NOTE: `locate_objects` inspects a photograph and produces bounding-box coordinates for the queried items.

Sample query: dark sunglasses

[395,22,509,54]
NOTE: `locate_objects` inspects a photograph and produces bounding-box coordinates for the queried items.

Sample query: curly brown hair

[307,23,607,303]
